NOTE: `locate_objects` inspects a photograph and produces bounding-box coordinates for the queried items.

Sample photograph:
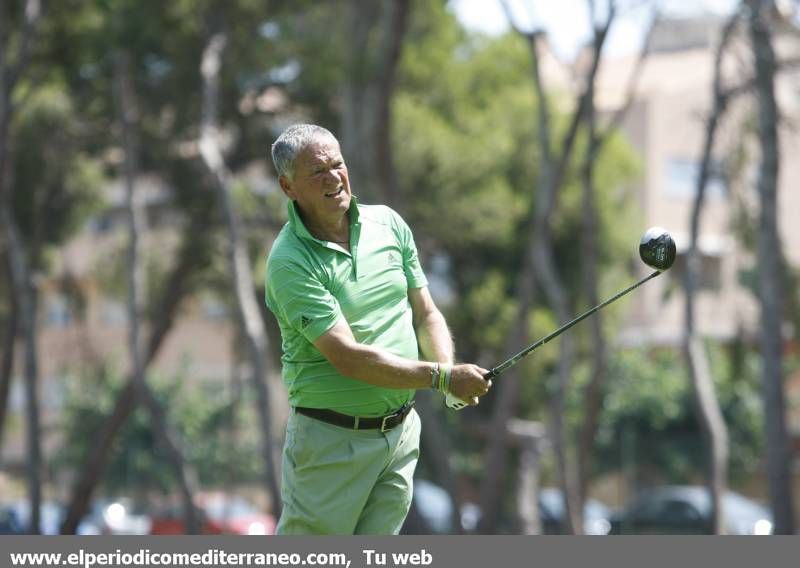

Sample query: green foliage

[456,271,518,354]
[385,10,648,513]
[590,342,767,483]
[54,367,262,495]
[393,4,641,391]
[92,238,175,310]
[11,87,105,265]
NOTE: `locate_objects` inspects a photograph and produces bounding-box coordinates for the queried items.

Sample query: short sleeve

[266,258,342,343]
[390,209,428,289]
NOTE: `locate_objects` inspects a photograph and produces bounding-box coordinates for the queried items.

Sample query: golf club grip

[485,270,662,379]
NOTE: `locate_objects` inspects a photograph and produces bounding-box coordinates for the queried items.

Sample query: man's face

[279,139,351,226]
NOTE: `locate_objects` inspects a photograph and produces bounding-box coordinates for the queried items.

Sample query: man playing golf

[265,124,492,534]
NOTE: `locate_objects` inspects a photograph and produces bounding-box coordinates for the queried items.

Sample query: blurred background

[0,0,798,535]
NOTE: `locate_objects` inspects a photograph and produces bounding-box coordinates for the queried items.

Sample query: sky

[449,0,741,60]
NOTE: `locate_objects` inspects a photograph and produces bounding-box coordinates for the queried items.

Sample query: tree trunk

[747,0,795,534]
[576,5,659,518]
[199,31,282,515]
[0,0,42,534]
[1,209,42,533]
[536,243,580,535]
[481,3,614,533]
[0,0,41,197]
[487,1,616,535]
[477,20,550,536]
[477,255,534,533]
[0,251,17,460]
[507,419,546,535]
[20,274,40,535]
[114,51,202,534]
[682,12,739,535]
[576,87,608,513]
[340,0,409,206]
[374,0,409,209]
[60,198,216,534]
[685,337,729,531]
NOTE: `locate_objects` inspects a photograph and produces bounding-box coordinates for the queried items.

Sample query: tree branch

[198,27,282,516]
[5,0,42,105]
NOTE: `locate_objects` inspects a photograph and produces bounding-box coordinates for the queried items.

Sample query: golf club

[445,227,676,409]
[485,226,676,380]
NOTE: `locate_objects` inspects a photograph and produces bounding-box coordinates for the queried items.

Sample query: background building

[594,16,800,347]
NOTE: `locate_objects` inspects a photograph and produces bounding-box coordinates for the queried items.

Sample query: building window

[42,377,67,409]
[670,251,723,292]
[87,214,114,234]
[45,295,72,328]
[664,158,726,200]
[101,300,128,326]
[202,298,227,321]
[10,381,24,411]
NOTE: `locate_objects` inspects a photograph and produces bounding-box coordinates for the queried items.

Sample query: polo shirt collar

[287,196,360,243]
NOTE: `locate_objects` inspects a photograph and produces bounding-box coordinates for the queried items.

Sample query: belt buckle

[381,403,411,432]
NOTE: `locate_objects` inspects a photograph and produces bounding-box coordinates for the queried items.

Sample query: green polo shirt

[265,197,428,417]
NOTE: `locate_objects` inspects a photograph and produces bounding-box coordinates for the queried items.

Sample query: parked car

[538,488,612,535]
[77,498,152,535]
[405,481,612,535]
[403,479,457,534]
[8,501,65,535]
[0,505,22,534]
[150,493,275,535]
[609,485,773,535]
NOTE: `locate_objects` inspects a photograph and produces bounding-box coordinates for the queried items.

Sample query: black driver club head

[639,227,676,271]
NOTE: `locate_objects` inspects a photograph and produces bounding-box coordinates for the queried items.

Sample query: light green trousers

[276,407,421,535]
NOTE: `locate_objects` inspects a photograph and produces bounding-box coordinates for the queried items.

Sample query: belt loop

[353,416,360,430]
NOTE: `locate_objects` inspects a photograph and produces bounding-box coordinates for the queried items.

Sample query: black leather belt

[295,402,414,432]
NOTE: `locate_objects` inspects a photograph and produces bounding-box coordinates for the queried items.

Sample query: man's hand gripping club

[442,364,492,410]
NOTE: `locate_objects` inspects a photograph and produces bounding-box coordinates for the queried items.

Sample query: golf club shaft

[485,270,662,379]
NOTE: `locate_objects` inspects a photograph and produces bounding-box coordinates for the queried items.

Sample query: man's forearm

[315,317,488,402]
[332,341,434,390]
[314,310,460,392]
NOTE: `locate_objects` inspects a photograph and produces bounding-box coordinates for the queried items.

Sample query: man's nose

[323,169,340,183]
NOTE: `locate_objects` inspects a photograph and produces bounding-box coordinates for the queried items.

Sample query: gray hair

[271,124,340,180]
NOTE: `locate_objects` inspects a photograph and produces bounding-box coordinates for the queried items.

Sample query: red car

[150,493,276,535]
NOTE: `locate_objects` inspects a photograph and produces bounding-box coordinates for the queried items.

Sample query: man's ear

[278,175,295,200]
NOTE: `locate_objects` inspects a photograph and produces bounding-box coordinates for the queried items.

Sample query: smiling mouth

[325,186,344,198]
